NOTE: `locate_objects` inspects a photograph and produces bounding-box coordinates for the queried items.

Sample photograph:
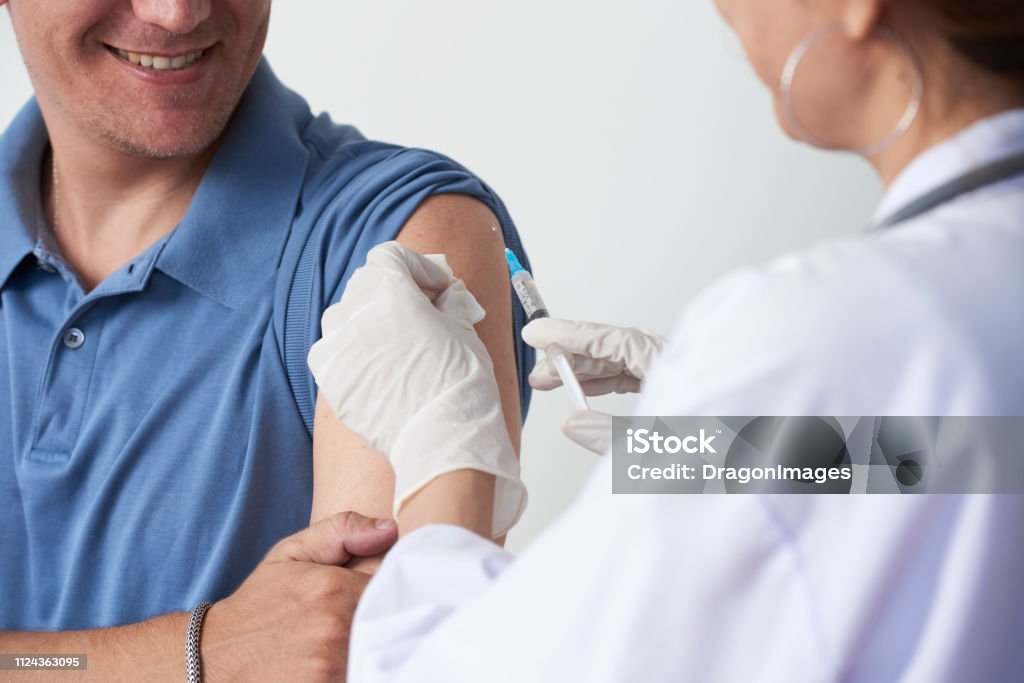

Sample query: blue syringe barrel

[504,248,590,412]
[505,249,549,321]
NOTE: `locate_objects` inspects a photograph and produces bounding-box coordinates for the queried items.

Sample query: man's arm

[0,614,188,682]
[310,195,522,552]
[0,511,396,682]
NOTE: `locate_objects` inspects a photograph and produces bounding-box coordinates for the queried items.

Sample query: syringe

[504,249,590,411]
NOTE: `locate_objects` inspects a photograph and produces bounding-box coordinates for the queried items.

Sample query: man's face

[4,0,272,159]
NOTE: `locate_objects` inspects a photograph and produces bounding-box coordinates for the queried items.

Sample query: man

[0,0,532,678]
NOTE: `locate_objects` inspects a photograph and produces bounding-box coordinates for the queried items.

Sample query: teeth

[111,47,204,71]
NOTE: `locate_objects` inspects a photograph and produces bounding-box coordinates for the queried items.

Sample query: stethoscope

[874,149,1024,229]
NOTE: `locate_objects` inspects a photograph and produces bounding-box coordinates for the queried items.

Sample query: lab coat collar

[873,107,1024,227]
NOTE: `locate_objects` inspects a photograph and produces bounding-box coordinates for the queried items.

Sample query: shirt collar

[0,58,311,306]
[0,99,50,291]
[155,58,311,309]
[873,108,1024,227]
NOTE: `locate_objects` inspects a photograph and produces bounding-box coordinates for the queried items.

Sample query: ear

[842,0,885,41]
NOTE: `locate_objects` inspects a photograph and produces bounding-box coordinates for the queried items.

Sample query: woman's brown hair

[920,1,1024,75]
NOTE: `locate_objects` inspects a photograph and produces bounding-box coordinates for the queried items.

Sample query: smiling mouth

[105,44,206,71]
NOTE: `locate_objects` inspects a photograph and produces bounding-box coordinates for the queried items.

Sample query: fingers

[579,375,642,395]
[561,409,614,455]
[522,318,624,359]
[267,511,398,566]
[365,241,453,297]
[521,318,585,353]
[307,329,346,393]
[318,242,478,339]
[372,242,486,328]
[339,513,399,558]
[529,355,636,394]
[433,277,486,328]
[524,318,667,382]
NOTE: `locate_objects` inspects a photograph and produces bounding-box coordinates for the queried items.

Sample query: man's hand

[201,511,398,681]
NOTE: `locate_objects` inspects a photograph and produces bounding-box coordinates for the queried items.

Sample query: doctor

[309,0,1024,680]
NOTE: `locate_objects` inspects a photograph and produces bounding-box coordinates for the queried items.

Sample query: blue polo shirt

[0,59,533,630]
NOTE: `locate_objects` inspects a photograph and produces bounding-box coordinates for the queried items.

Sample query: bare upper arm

[310,194,522,534]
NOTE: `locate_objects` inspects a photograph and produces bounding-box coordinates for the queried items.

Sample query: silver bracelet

[185,601,213,683]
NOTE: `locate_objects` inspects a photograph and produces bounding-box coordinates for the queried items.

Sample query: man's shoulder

[291,116,493,237]
[298,116,476,203]
[242,61,478,205]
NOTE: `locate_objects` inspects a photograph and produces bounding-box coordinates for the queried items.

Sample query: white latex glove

[521,319,667,455]
[307,241,525,538]
[558,409,616,456]
[521,318,667,395]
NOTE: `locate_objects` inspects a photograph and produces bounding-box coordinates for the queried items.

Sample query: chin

[99,110,231,159]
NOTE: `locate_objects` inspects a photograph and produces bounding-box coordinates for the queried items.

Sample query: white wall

[0,1,881,553]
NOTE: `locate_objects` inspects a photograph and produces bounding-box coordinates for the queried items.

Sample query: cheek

[10,4,103,90]
[747,31,796,90]
[713,0,735,23]
[227,0,271,37]
[222,0,271,68]
[12,2,115,58]
[723,0,817,90]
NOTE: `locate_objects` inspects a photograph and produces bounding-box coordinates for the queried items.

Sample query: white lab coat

[348,110,1024,682]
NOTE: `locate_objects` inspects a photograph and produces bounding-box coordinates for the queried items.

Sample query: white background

[0,1,881,552]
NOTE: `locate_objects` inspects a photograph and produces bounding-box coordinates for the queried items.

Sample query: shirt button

[63,328,86,350]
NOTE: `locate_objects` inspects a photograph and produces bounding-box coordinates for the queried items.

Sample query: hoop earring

[779,24,924,156]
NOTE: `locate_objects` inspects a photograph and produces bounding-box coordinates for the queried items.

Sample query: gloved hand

[307,241,525,538]
[521,319,667,455]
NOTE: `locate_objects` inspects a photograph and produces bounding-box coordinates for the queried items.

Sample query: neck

[43,111,218,291]
[866,71,1024,187]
